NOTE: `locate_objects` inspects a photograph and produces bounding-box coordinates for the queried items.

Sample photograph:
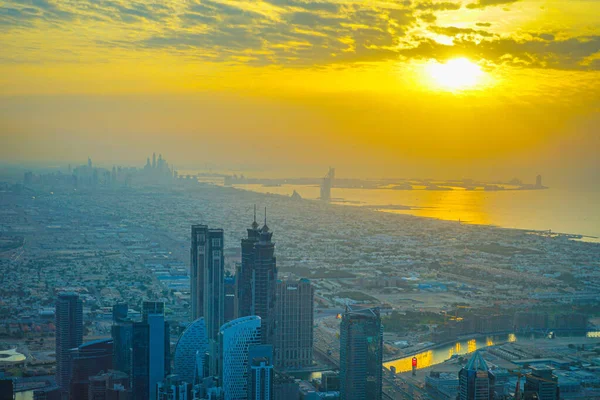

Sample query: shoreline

[217,182,600,244]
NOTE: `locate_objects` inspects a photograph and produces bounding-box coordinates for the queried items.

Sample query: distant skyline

[1,0,599,187]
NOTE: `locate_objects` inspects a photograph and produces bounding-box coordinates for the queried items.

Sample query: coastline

[216,182,600,244]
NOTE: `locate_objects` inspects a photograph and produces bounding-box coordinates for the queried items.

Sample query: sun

[426,58,484,91]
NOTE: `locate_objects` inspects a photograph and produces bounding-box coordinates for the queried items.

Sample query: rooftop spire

[261,207,270,233]
[251,204,259,230]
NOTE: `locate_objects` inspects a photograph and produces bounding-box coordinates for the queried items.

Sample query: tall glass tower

[274,279,314,369]
[458,351,495,400]
[142,301,170,400]
[219,316,262,400]
[237,208,260,318]
[339,307,383,400]
[253,215,277,346]
[55,292,83,394]
[190,224,207,321]
[190,225,224,377]
[174,317,208,385]
[111,303,133,378]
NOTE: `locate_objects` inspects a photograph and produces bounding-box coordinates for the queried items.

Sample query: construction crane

[508,368,559,400]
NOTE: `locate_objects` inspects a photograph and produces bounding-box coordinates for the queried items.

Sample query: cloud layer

[1,0,599,71]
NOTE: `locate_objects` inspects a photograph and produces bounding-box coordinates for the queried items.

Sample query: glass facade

[220,316,262,400]
[174,317,208,385]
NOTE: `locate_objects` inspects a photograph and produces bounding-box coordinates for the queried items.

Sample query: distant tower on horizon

[88,157,92,169]
[320,167,335,201]
[340,306,383,400]
[152,152,156,169]
[55,292,83,394]
[536,174,543,188]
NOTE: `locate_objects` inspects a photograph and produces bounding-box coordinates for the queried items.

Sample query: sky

[1,0,599,184]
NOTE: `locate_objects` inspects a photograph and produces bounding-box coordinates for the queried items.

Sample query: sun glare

[426,58,485,91]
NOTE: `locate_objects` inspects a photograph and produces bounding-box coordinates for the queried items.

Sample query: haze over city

[1,0,599,186]
[1,1,599,400]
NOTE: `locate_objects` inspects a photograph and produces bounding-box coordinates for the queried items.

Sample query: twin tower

[189,207,277,377]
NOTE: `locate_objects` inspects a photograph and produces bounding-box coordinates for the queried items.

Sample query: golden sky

[1,0,599,183]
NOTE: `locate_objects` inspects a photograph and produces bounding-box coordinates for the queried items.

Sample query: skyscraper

[339,307,383,400]
[274,279,314,370]
[190,224,207,321]
[224,276,236,323]
[55,292,83,394]
[236,207,260,318]
[458,351,495,400]
[142,301,170,400]
[69,338,114,399]
[131,322,150,400]
[205,228,224,377]
[111,304,133,378]
[524,366,559,400]
[220,316,262,400]
[174,317,208,385]
[190,225,224,339]
[536,174,543,189]
[253,212,277,346]
[320,167,335,201]
[248,345,274,400]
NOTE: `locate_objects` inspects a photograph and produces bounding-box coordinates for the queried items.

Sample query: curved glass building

[174,317,208,385]
[220,316,262,400]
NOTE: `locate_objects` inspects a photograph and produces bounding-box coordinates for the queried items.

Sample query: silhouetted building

[131,322,150,400]
[274,279,314,369]
[236,207,260,318]
[320,167,335,201]
[220,316,262,400]
[69,338,114,399]
[111,304,133,378]
[524,367,559,400]
[55,292,83,394]
[458,352,495,400]
[254,213,277,346]
[248,345,274,400]
[174,317,208,385]
[535,175,543,188]
[339,307,382,400]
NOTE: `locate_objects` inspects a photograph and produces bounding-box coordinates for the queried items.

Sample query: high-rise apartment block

[274,279,314,369]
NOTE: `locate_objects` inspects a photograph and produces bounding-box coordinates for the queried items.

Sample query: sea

[222,183,600,242]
